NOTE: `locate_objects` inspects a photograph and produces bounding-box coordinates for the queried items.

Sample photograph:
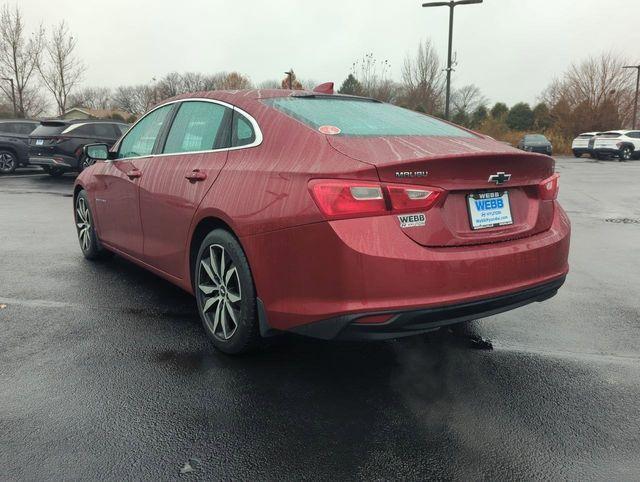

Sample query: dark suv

[29,119,128,176]
[0,119,39,174]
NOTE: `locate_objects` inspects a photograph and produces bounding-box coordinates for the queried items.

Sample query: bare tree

[540,52,635,134]
[351,53,398,102]
[215,72,252,90]
[400,40,444,114]
[67,86,111,110]
[258,79,280,89]
[451,84,487,117]
[38,21,84,115]
[111,85,155,116]
[0,5,44,117]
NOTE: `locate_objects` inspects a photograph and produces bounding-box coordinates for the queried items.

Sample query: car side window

[0,122,17,134]
[118,105,173,159]
[232,112,256,147]
[628,131,640,139]
[17,123,37,135]
[88,123,111,138]
[71,124,93,136]
[163,101,230,154]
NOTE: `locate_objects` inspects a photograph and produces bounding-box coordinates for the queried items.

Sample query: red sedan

[75,88,570,354]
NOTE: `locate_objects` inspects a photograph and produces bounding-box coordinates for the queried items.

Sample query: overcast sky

[18,0,640,107]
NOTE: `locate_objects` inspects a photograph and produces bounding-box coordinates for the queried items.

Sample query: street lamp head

[422,0,482,8]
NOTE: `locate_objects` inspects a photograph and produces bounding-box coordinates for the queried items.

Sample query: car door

[136,100,233,279]
[93,104,175,257]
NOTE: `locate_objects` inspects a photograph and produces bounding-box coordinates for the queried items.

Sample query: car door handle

[127,169,142,180]
[185,170,207,182]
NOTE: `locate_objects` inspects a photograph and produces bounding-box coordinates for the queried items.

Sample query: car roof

[160,89,372,113]
[39,118,128,125]
[579,132,600,136]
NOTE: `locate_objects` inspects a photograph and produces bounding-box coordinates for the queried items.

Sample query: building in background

[60,107,131,122]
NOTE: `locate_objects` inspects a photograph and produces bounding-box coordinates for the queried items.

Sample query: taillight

[386,185,443,213]
[538,173,560,200]
[308,180,387,219]
[308,179,444,220]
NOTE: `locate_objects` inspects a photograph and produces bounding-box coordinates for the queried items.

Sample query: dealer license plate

[467,191,513,230]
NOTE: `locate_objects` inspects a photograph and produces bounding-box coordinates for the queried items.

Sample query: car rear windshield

[525,134,548,141]
[30,123,67,137]
[264,96,474,137]
[600,132,622,138]
[578,134,594,139]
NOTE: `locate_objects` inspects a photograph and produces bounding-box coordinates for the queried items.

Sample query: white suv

[571,132,601,158]
[592,130,640,161]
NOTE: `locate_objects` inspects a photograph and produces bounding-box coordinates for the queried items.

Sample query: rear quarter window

[31,124,67,137]
[264,97,474,138]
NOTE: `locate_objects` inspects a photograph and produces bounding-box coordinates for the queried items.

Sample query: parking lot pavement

[1,156,639,480]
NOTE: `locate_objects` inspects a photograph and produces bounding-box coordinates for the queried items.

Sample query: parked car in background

[516,134,553,155]
[571,131,601,158]
[28,119,129,176]
[592,130,640,161]
[0,119,39,174]
[74,90,570,354]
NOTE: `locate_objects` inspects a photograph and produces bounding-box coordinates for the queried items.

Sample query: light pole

[623,65,640,129]
[1,77,16,118]
[422,0,483,120]
[284,70,293,90]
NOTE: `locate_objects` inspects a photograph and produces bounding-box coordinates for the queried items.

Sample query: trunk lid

[328,135,555,247]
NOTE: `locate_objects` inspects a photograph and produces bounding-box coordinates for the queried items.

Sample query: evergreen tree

[506,102,534,131]
[338,74,363,95]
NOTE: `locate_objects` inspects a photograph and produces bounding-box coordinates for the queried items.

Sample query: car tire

[75,190,111,260]
[44,166,65,177]
[620,146,632,162]
[0,150,17,174]
[572,150,581,158]
[194,229,261,355]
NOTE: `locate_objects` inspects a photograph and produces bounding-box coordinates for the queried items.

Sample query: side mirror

[84,143,110,161]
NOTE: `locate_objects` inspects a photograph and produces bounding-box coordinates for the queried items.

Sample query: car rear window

[525,135,548,141]
[264,96,474,138]
[600,132,622,138]
[578,134,593,139]
[30,123,67,137]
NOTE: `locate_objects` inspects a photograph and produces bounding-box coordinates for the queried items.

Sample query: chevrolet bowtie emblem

[488,172,511,184]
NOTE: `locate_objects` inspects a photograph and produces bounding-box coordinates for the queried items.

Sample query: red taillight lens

[538,173,560,200]
[386,185,443,213]
[309,180,444,220]
[308,180,387,220]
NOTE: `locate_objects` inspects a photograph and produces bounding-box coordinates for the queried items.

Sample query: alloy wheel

[198,244,242,341]
[622,148,632,161]
[76,197,92,252]
[0,152,15,173]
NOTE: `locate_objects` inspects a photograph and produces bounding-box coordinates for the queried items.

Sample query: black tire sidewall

[195,229,259,354]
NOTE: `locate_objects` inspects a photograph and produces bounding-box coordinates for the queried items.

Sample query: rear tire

[194,229,261,355]
[620,146,632,162]
[75,190,111,260]
[45,166,64,177]
[0,150,17,174]
[572,150,581,158]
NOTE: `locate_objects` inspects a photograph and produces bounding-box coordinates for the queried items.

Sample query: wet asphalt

[1,157,640,480]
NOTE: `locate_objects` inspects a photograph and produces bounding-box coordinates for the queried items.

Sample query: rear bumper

[593,148,621,157]
[242,203,571,334]
[28,155,76,169]
[290,276,565,340]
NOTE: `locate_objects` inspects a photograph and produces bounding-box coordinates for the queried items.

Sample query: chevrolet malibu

[74,88,570,354]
